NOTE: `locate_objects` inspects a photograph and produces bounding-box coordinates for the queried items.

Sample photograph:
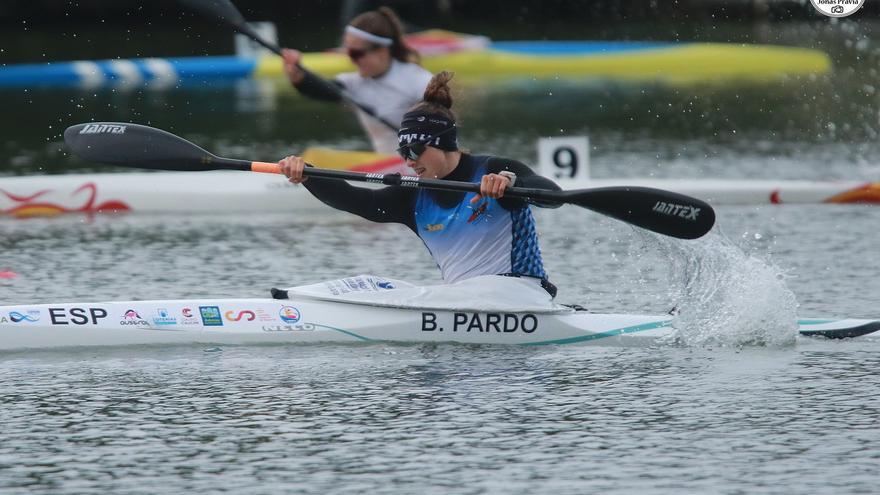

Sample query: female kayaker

[279,71,562,296]
[281,7,432,154]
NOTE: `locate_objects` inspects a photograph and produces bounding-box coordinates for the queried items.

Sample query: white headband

[345,25,393,46]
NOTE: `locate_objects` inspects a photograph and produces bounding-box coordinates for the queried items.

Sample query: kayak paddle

[178,0,400,132]
[64,122,716,239]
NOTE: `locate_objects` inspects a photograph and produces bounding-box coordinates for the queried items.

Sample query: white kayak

[0,275,877,350]
[0,147,408,218]
[3,170,879,218]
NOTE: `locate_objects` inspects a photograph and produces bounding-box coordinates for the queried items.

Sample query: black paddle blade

[179,0,281,55]
[64,122,235,171]
[179,0,248,29]
[562,186,716,239]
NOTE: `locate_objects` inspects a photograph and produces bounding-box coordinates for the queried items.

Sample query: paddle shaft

[240,159,712,239]
[181,0,399,131]
[245,158,711,222]
[239,159,560,203]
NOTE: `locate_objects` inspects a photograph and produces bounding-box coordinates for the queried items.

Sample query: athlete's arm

[278,155,415,226]
[293,71,345,103]
[303,177,415,226]
[282,48,344,102]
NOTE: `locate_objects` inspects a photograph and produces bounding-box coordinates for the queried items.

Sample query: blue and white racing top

[303,153,561,285]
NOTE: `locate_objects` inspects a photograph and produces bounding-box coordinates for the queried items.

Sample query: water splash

[650,231,798,348]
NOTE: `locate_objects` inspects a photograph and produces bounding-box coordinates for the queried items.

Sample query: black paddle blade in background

[179,0,248,28]
[561,186,716,239]
[178,0,281,54]
[64,122,235,171]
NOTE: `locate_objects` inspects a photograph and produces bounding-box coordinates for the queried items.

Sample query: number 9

[552,146,578,179]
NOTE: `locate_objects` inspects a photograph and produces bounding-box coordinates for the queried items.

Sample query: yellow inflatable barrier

[256,30,830,84]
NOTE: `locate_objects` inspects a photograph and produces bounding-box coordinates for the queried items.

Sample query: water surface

[1,17,879,494]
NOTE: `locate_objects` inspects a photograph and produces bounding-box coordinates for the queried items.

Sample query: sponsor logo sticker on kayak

[9,310,40,323]
[323,276,397,295]
[652,201,700,221]
[180,307,201,325]
[224,309,275,322]
[225,310,255,322]
[263,323,315,332]
[120,309,149,327]
[279,306,301,324]
[199,306,223,326]
[78,123,127,135]
[151,308,177,326]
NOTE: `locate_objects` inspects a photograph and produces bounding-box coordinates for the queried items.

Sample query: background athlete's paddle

[178,0,399,132]
[64,122,716,239]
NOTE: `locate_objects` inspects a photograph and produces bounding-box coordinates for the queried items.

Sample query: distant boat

[0,30,831,89]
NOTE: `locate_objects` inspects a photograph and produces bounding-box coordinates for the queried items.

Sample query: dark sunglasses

[346,45,382,61]
[396,126,457,161]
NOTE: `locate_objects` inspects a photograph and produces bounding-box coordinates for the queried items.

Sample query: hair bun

[423,71,454,109]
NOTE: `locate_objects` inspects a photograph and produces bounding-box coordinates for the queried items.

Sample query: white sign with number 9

[537,136,589,182]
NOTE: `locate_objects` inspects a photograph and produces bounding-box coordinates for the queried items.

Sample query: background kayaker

[281,7,433,154]
[279,71,563,296]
